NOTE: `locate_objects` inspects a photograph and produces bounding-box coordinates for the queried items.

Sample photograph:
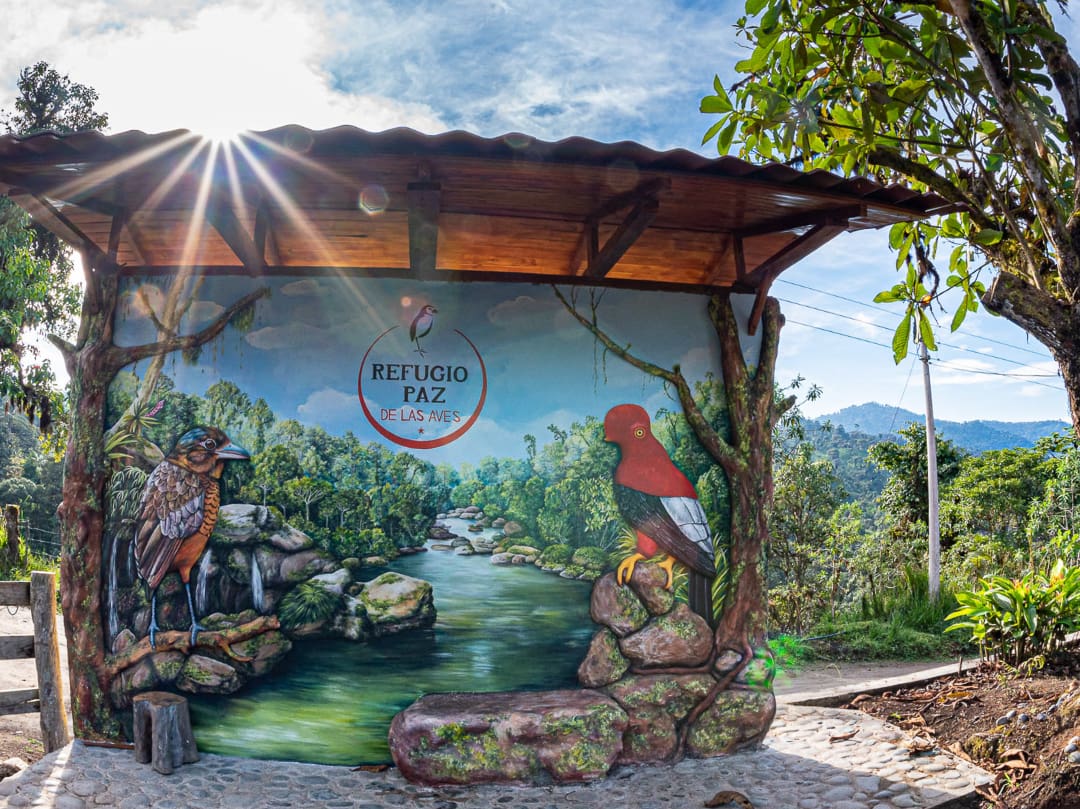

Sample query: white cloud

[297,386,359,423]
[245,321,331,350]
[280,279,323,297]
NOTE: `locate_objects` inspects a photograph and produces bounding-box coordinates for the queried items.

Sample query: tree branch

[949,0,1071,281]
[104,286,269,371]
[102,616,281,677]
[553,285,743,476]
[868,147,989,226]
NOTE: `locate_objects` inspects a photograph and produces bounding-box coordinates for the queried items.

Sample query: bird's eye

[203,439,217,450]
[633,427,646,438]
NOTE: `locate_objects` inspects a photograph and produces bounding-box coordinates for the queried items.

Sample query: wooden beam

[735,204,864,238]
[0,688,39,713]
[253,200,282,267]
[743,223,846,289]
[583,196,659,279]
[0,581,30,606]
[744,223,846,334]
[107,208,127,262]
[407,181,441,274]
[205,195,267,274]
[0,635,33,660]
[9,190,98,254]
[123,217,149,266]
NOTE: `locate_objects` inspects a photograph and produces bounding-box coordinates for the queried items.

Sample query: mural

[101,275,758,765]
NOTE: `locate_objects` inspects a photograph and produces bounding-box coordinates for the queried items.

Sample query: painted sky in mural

[114,277,759,463]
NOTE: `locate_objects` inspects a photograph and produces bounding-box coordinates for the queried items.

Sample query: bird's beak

[215,442,250,460]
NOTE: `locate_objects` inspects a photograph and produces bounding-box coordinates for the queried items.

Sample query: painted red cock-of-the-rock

[604,403,715,618]
[134,426,250,648]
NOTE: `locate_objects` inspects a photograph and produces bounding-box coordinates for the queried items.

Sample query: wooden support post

[30,571,69,752]
[3,504,19,566]
[133,691,199,774]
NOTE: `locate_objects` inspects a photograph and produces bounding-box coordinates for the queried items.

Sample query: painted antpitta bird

[604,403,715,618]
[409,304,437,356]
[135,426,250,648]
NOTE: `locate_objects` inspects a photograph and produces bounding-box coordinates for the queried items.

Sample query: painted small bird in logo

[410,304,437,356]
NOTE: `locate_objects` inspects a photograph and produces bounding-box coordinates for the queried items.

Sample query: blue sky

[3,0,1075,426]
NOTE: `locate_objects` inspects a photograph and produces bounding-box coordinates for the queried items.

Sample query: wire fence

[19,521,62,560]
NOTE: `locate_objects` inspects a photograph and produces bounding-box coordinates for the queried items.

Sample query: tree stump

[132,692,199,774]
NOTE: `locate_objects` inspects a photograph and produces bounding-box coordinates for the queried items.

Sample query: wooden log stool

[133,691,200,774]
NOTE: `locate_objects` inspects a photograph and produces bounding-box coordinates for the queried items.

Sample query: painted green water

[187,543,595,765]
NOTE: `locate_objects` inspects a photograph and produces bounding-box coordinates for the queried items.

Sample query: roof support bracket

[205,196,267,275]
[408,180,441,274]
[253,199,281,267]
[745,222,846,334]
[581,177,668,279]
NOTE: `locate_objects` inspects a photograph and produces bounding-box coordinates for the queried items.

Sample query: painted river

[187,522,595,765]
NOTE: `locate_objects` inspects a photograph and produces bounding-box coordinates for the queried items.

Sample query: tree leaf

[892,311,912,364]
[972,228,1004,245]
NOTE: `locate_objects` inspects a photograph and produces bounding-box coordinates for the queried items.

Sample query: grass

[786,567,973,662]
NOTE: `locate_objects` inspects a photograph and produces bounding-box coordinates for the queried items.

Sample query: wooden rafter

[580,178,669,279]
[205,195,267,275]
[107,208,127,262]
[744,222,847,334]
[734,204,864,238]
[8,190,115,271]
[407,180,441,274]
[253,200,282,266]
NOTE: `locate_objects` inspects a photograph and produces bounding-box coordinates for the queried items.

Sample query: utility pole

[920,338,941,603]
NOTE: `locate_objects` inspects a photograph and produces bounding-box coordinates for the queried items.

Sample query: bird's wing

[614,484,714,577]
[134,462,206,589]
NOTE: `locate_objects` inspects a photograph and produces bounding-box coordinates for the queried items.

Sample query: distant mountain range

[813,402,1070,454]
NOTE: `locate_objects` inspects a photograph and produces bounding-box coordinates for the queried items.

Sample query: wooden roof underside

[0,126,948,310]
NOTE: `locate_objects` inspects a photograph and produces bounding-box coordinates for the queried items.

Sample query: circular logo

[357,324,487,449]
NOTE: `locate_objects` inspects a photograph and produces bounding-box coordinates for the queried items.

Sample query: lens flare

[359,184,389,215]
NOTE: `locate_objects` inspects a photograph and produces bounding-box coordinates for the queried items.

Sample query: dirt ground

[851,656,1080,809]
[0,605,70,764]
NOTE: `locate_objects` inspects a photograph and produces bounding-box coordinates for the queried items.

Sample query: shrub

[571,546,609,570]
[538,544,572,566]
[277,580,342,629]
[946,559,1080,666]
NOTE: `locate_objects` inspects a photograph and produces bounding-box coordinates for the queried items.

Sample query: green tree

[0,62,107,436]
[767,442,847,632]
[285,476,333,523]
[942,446,1051,541]
[703,1,1080,430]
[869,423,966,540]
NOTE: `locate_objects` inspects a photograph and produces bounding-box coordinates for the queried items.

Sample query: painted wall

[101,274,759,764]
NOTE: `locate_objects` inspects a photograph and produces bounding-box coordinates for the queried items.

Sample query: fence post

[3,505,20,567]
[30,571,70,751]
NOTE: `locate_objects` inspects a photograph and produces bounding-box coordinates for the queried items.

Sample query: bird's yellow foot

[616,553,647,586]
[655,556,676,590]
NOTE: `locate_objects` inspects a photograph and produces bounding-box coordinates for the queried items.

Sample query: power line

[785,317,1064,390]
[777,277,1047,358]
[778,295,1049,369]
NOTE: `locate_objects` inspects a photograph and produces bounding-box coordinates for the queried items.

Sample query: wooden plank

[0,635,34,660]
[0,688,39,710]
[31,571,70,752]
[0,581,30,606]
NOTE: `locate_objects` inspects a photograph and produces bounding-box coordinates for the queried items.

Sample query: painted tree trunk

[56,270,122,738]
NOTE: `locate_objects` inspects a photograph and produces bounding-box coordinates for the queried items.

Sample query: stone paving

[0,703,991,809]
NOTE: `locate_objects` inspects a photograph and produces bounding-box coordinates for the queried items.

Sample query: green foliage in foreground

[946,560,1080,667]
[277,580,342,630]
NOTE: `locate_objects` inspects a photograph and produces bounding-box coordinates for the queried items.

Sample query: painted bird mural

[134,426,250,648]
[604,403,715,619]
[409,304,437,356]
